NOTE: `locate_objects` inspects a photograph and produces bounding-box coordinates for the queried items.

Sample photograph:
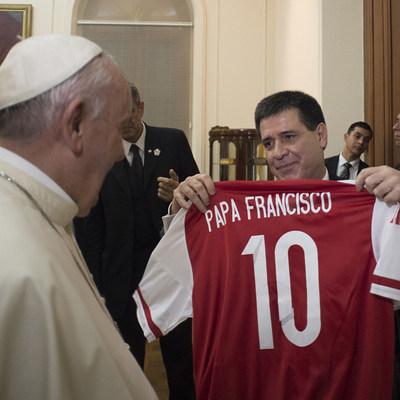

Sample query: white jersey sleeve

[133,208,193,342]
[371,201,400,300]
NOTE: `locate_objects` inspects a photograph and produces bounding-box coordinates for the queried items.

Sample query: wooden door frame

[364,0,400,167]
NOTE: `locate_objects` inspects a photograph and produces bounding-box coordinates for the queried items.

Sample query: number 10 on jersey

[242,231,321,349]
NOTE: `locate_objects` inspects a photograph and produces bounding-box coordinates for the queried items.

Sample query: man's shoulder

[359,159,370,169]
[145,124,185,138]
[101,159,127,185]
[324,155,340,180]
[324,154,339,163]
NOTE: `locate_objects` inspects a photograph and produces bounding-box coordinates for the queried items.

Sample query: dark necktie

[130,144,144,180]
[339,162,352,180]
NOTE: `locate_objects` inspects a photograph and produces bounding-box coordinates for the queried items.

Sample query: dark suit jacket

[324,155,369,180]
[75,124,199,319]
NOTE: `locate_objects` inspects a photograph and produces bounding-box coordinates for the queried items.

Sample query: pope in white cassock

[0,35,158,399]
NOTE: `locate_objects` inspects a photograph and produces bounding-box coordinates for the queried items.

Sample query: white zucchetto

[0,34,102,110]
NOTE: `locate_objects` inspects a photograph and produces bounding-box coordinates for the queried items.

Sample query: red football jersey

[134,180,400,400]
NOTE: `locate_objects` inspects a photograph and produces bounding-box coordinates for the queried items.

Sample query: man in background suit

[325,121,372,180]
[75,83,198,399]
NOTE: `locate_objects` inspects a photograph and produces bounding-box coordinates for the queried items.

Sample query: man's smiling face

[260,108,327,180]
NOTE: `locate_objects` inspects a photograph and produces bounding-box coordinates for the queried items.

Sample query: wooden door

[364,0,400,167]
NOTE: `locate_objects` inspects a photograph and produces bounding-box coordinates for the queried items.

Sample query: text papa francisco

[204,192,332,232]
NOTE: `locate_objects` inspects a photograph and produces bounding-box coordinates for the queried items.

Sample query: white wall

[4,0,53,34]
[321,0,364,158]
[200,0,364,170]
[6,0,364,171]
[266,0,322,98]
[203,0,267,128]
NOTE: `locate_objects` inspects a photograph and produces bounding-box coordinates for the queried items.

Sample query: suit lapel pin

[154,148,161,156]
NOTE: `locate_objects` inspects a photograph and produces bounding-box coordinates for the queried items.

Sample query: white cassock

[0,150,158,400]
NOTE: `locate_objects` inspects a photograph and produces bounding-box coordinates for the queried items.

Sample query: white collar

[0,146,73,202]
[339,153,360,169]
[123,121,146,159]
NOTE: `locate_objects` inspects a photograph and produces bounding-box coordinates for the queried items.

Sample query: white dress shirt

[337,153,359,180]
[123,122,146,166]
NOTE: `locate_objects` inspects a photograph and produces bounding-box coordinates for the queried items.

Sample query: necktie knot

[130,144,144,180]
[339,162,352,180]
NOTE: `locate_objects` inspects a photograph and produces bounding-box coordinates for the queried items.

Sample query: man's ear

[61,99,85,154]
[139,101,145,118]
[317,122,328,149]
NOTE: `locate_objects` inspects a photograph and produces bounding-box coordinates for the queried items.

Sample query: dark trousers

[160,318,196,399]
[393,310,400,399]
[116,297,196,399]
[116,298,146,368]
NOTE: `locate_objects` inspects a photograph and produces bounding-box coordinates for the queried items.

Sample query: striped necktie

[339,162,352,180]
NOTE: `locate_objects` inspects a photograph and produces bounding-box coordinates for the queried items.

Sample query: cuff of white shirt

[162,203,176,234]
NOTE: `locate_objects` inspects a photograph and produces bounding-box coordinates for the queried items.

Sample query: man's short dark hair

[347,121,373,138]
[129,82,141,107]
[254,90,326,136]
